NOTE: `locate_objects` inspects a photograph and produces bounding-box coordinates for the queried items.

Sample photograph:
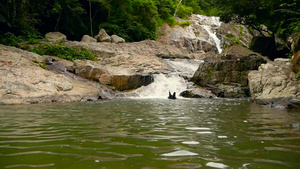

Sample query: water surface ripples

[0,98,299,169]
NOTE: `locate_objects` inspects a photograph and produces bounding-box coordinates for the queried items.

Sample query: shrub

[178,21,192,27]
[31,45,96,61]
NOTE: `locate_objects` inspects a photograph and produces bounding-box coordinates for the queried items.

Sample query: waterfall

[195,15,222,54]
[202,25,222,53]
[133,59,203,98]
[131,15,222,98]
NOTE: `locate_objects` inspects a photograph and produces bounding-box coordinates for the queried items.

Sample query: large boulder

[73,57,157,91]
[45,32,67,42]
[96,29,111,42]
[111,35,125,43]
[81,35,97,43]
[193,46,267,97]
[291,33,300,73]
[74,60,110,84]
[111,75,154,91]
[248,58,300,108]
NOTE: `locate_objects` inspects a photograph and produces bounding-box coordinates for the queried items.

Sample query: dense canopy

[0,0,299,43]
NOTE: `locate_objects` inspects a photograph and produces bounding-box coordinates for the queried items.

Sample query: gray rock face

[81,35,97,42]
[45,32,67,42]
[158,14,222,54]
[0,44,103,105]
[193,46,267,98]
[111,35,125,43]
[96,29,111,42]
[217,23,253,48]
[248,58,300,108]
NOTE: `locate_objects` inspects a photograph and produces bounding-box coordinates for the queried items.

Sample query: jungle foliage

[0,0,299,44]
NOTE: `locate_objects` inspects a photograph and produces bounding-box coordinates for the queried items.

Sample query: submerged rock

[248,58,300,108]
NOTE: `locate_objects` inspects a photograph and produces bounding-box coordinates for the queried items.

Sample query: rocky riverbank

[0,14,299,109]
[0,45,103,105]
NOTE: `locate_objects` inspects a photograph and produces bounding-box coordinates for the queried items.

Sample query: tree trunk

[174,0,182,18]
[89,0,93,36]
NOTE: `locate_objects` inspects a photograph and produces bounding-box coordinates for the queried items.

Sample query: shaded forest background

[0,0,299,44]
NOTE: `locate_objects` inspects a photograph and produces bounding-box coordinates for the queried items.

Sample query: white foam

[197,131,213,134]
[182,141,200,145]
[161,150,198,157]
[186,127,211,130]
[218,136,228,139]
[206,162,229,169]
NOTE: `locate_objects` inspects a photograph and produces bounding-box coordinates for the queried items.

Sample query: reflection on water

[0,98,299,169]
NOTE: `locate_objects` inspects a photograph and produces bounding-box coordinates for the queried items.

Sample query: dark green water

[0,98,299,169]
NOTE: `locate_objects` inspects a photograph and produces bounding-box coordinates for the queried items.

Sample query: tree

[215,0,300,39]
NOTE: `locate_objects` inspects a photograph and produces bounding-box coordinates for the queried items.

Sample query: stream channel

[0,14,300,169]
[0,98,300,169]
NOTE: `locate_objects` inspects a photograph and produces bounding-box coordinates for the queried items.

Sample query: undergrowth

[31,45,96,61]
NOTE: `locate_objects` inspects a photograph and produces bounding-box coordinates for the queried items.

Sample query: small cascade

[133,59,203,98]
[195,15,222,53]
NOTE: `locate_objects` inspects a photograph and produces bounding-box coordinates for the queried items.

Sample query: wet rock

[111,74,154,91]
[193,46,267,98]
[180,87,216,98]
[81,35,97,43]
[248,58,300,108]
[45,32,67,42]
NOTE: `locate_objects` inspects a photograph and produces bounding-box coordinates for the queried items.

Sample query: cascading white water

[132,15,222,98]
[195,15,222,54]
[133,59,203,98]
[202,25,222,53]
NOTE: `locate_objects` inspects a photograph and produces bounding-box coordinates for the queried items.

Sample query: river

[0,98,299,169]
